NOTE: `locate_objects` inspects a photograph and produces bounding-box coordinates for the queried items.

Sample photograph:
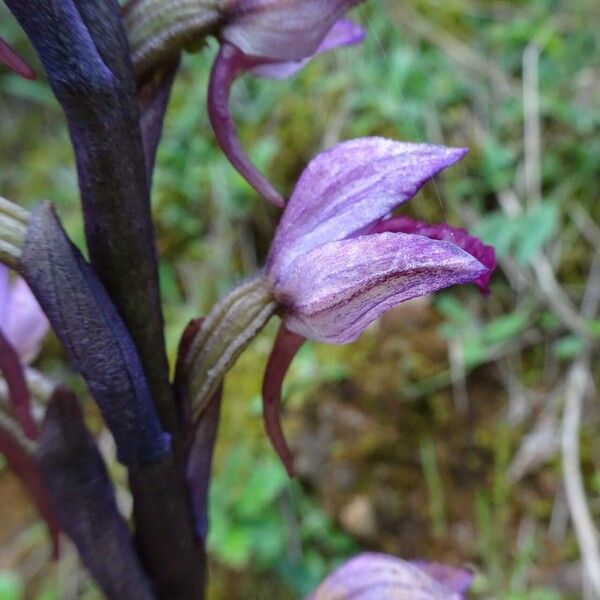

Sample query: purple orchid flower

[259,137,495,473]
[0,265,49,439]
[308,553,473,600]
[0,37,35,79]
[0,264,49,365]
[209,0,365,207]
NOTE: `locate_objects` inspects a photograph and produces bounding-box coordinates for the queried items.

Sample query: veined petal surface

[372,216,496,294]
[0,266,48,365]
[275,232,486,343]
[221,0,361,62]
[249,19,365,79]
[268,139,467,275]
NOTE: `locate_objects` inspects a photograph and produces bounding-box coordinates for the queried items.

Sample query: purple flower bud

[265,138,495,344]
[209,1,365,206]
[308,553,473,600]
[0,264,49,365]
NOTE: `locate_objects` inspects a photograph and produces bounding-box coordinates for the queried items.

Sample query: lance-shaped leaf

[36,387,156,600]
[138,60,180,177]
[20,203,169,469]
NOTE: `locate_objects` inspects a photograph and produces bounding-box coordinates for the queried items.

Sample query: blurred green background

[1,1,600,598]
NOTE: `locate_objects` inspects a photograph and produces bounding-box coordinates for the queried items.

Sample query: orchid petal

[276,232,486,344]
[308,553,464,600]
[208,42,285,207]
[262,324,305,476]
[249,19,365,80]
[0,37,35,79]
[372,216,496,294]
[268,139,468,275]
[410,561,474,594]
[0,331,37,439]
[221,0,362,62]
[3,277,49,364]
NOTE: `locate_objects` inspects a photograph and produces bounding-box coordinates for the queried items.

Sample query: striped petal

[268,139,467,276]
[371,216,496,294]
[249,19,365,79]
[275,232,486,344]
[221,0,362,62]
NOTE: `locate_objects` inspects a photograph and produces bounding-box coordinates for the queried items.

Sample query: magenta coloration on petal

[249,19,365,80]
[410,560,474,595]
[307,553,465,600]
[275,232,486,344]
[262,324,305,476]
[208,42,285,207]
[0,37,35,79]
[267,139,469,275]
[0,266,49,365]
[221,0,362,62]
[371,216,496,294]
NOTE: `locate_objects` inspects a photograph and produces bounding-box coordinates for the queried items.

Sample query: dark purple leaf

[20,203,169,468]
[36,387,156,600]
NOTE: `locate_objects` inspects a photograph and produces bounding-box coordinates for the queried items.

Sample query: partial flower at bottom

[308,553,473,600]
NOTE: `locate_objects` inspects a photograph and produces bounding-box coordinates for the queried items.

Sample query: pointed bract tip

[0,38,36,80]
[262,324,305,476]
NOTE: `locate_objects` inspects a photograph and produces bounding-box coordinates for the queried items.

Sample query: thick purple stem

[5,2,205,597]
[4,0,177,436]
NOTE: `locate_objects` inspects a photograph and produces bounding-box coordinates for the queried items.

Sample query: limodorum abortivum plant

[0,1,494,598]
